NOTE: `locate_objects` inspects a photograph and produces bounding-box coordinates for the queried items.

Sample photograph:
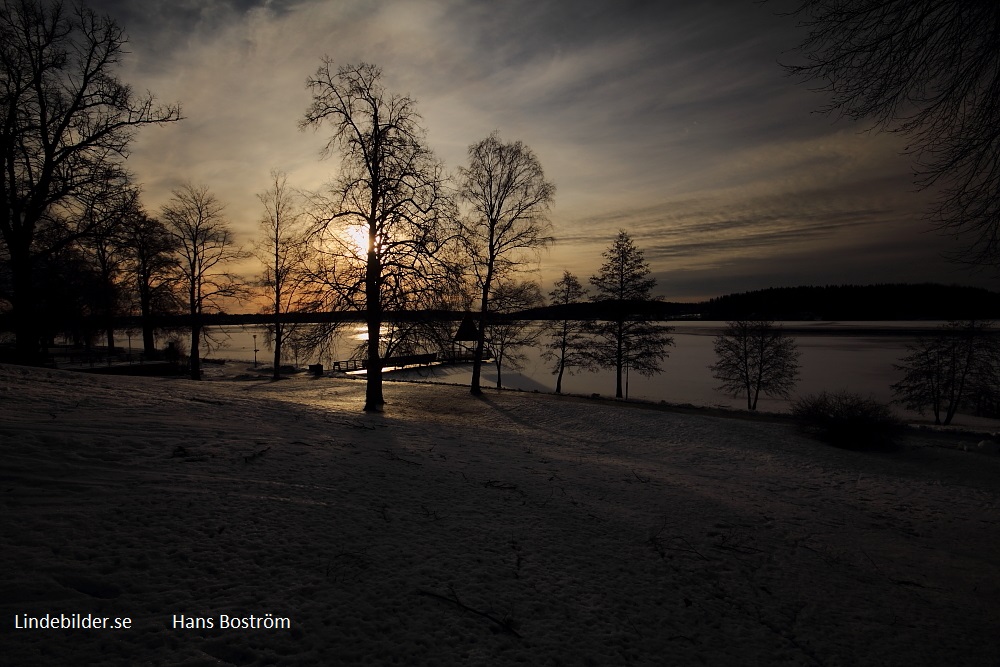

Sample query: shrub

[792,391,902,448]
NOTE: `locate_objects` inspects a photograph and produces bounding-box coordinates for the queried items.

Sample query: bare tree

[589,230,674,399]
[784,1,1000,266]
[891,320,999,425]
[459,131,555,396]
[484,279,543,390]
[301,60,452,411]
[77,185,142,352]
[254,169,312,380]
[119,210,179,358]
[161,183,246,380]
[0,0,181,361]
[541,270,593,394]
[710,319,800,411]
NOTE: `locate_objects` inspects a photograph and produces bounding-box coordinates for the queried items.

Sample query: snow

[2,363,999,665]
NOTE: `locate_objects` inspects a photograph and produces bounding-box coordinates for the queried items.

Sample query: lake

[192,321,944,415]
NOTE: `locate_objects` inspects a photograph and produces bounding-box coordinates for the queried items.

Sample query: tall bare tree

[541,270,593,394]
[0,0,181,361]
[254,169,312,380]
[784,1,1000,266]
[161,183,246,380]
[710,319,800,411]
[302,60,451,411]
[589,230,673,399]
[459,131,555,396]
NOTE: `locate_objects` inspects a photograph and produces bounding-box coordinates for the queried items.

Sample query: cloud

[84,0,999,299]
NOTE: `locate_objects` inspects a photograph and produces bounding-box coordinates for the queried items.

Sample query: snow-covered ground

[2,363,999,665]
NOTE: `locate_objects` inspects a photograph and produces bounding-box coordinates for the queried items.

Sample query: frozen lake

[197,321,940,415]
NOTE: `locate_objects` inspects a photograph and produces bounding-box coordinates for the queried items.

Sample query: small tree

[119,211,180,358]
[710,319,800,411]
[891,320,999,425]
[541,271,593,393]
[458,131,555,396]
[589,230,673,399]
[484,279,543,390]
[254,170,312,380]
[161,183,247,380]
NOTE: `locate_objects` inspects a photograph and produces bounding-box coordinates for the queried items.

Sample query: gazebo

[451,314,479,362]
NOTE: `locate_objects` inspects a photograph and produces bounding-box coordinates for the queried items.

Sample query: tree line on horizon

[3,0,1000,415]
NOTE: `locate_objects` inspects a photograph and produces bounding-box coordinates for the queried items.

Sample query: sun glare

[345,225,370,257]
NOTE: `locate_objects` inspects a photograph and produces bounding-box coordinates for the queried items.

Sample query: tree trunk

[190,321,201,380]
[471,274,492,396]
[106,322,115,355]
[364,314,383,411]
[615,318,624,399]
[273,323,282,381]
[555,329,567,394]
[272,241,282,381]
[138,277,156,357]
[105,286,116,354]
[11,254,42,364]
[363,240,384,412]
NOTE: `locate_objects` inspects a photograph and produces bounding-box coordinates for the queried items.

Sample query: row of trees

[0,0,181,362]
[0,0,564,410]
[712,319,1000,422]
[0,1,583,411]
[537,232,674,399]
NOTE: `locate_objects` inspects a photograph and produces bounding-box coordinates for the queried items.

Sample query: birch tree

[459,131,554,396]
[541,271,592,394]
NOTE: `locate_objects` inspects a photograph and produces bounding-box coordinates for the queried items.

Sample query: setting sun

[344,225,370,257]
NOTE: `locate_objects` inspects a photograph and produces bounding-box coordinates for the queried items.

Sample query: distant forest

[519,283,1000,322]
[698,283,1000,321]
[79,282,999,329]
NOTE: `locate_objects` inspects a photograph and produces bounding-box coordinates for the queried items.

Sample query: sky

[91,0,1000,302]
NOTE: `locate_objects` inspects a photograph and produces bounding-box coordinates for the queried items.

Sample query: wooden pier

[330,351,486,373]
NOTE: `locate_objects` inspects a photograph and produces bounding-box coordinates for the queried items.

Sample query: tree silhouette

[0,0,180,361]
[77,185,142,353]
[541,271,593,394]
[161,183,246,380]
[458,131,554,396]
[891,320,999,425]
[254,170,313,380]
[785,0,1000,266]
[710,319,799,411]
[589,230,673,399]
[119,211,180,358]
[302,61,451,411]
[484,279,543,390]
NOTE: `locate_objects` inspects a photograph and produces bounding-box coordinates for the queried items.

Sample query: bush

[792,391,902,448]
